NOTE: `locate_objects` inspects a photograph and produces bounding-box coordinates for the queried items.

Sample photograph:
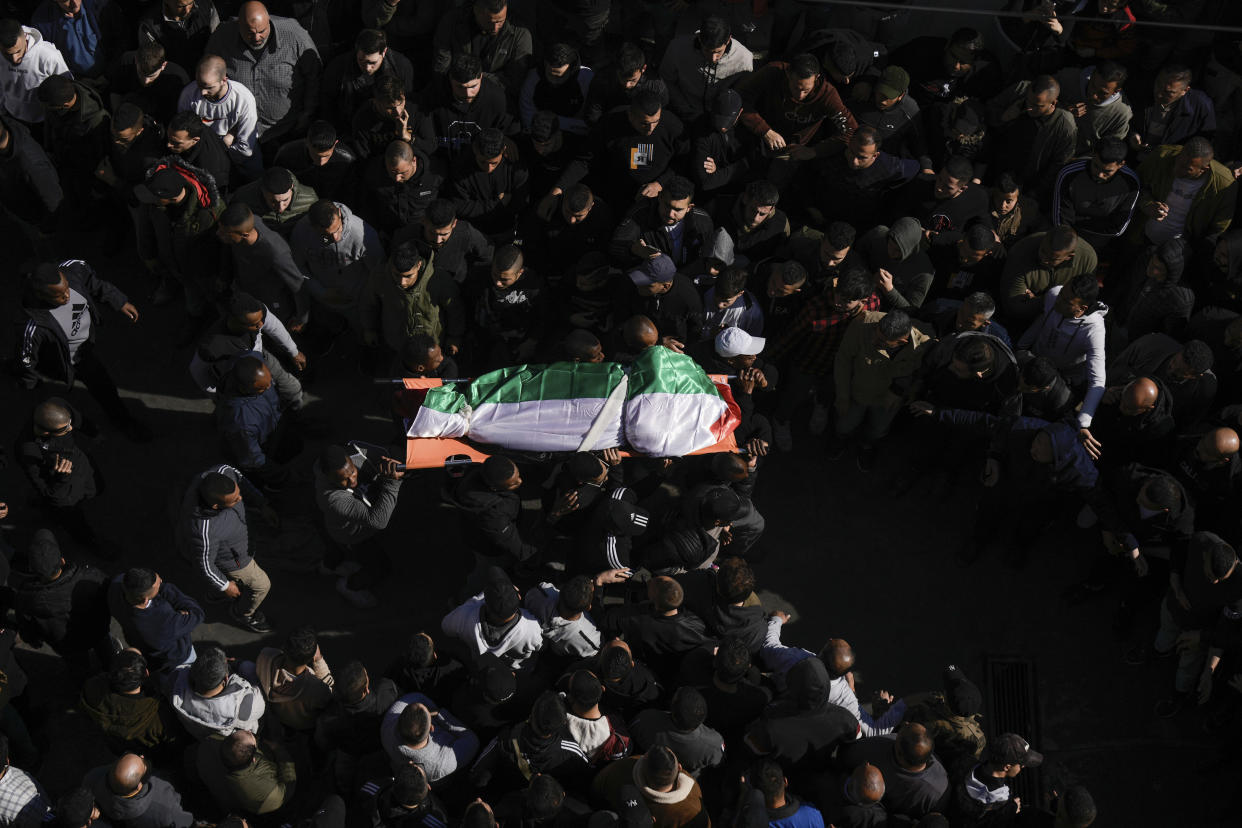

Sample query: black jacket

[518,130,591,198]
[449,152,530,236]
[138,0,216,72]
[392,219,494,285]
[16,259,129,389]
[518,197,615,283]
[594,107,688,203]
[447,467,539,561]
[0,113,62,223]
[13,561,109,654]
[615,607,710,682]
[315,677,401,757]
[15,398,99,507]
[584,71,668,126]
[692,126,757,196]
[321,48,415,132]
[85,769,194,828]
[359,779,450,828]
[470,720,592,797]
[757,658,860,771]
[273,139,356,203]
[173,128,231,193]
[676,569,766,653]
[361,148,443,238]
[419,76,516,160]
[610,198,715,270]
[1097,463,1195,556]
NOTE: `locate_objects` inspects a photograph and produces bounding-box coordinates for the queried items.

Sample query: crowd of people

[4,0,1242,825]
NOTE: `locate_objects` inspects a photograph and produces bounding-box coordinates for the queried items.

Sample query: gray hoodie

[312,458,402,546]
[861,218,935,310]
[1017,285,1108,428]
[84,768,194,828]
[659,33,754,120]
[170,669,266,739]
[290,202,385,313]
[0,27,70,123]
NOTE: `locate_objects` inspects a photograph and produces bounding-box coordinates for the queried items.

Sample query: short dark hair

[716,556,755,603]
[775,260,807,286]
[1030,74,1060,98]
[1095,60,1127,85]
[38,75,76,106]
[449,53,483,84]
[664,175,694,203]
[135,41,166,75]
[402,332,440,364]
[954,336,994,373]
[644,745,679,788]
[616,43,646,76]
[220,731,256,770]
[121,568,157,603]
[1065,273,1099,305]
[713,634,751,683]
[493,243,523,272]
[1180,340,1214,375]
[853,124,881,148]
[391,240,424,273]
[564,184,593,213]
[699,15,730,49]
[405,632,435,667]
[168,110,205,137]
[788,53,820,79]
[1142,474,1181,511]
[895,723,935,767]
[54,787,95,828]
[545,42,576,67]
[261,167,294,196]
[557,576,593,615]
[306,120,337,152]
[943,155,973,181]
[995,171,1020,194]
[307,199,339,231]
[632,88,662,116]
[651,577,683,611]
[835,269,874,303]
[397,703,432,743]
[599,644,633,683]
[1061,786,1097,827]
[670,686,708,731]
[391,764,429,807]
[714,266,749,299]
[1157,64,1193,85]
[284,626,318,668]
[825,221,856,250]
[0,19,24,49]
[319,444,349,472]
[355,28,387,55]
[199,471,238,505]
[529,109,560,142]
[474,127,506,158]
[567,670,603,708]
[482,455,517,488]
[962,291,996,317]
[114,102,144,131]
[751,758,785,803]
[474,0,507,12]
[384,140,414,165]
[743,179,779,208]
[219,201,253,228]
[878,309,912,340]
[373,74,405,104]
[1096,136,1127,165]
[336,660,369,704]
[425,198,456,228]
[1183,135,1214,160]
[1022,355,1058,388]
[108,650,148,694]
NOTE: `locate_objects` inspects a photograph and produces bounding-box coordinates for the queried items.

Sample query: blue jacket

[1134,88,1216,148]
[106,577,203,673]
[988,416,1100,494]
[215,352,282,468]
[767,798,825,828]
[31,0,122,77]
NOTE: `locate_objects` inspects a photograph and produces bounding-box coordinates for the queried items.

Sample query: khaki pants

[230,559,271,617]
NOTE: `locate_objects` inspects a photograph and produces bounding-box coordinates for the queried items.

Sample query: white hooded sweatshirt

[1017,285,1108,428]
[0,27,71,123]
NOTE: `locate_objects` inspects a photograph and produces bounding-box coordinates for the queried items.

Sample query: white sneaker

[1076,505,1098,529]
[336,577,378,609]
[808,403,829,436]
[773,420,793,452]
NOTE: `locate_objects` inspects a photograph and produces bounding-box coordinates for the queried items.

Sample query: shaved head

[1121,377,1159,416]
[239,2,272,49]
[241,1,268,23]
[853,762,885,803]
[1198,427,1240,462]
[33,400,71,432]
[623,315,659,351]
[108,754,146,795]
[820,638,855,678]
[198,55,226,82]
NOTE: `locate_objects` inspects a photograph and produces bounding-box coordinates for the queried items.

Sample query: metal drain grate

[984,656,1043,805]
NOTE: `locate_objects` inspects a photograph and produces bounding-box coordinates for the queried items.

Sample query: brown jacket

[592,756,710,828]
[254,648,333,732]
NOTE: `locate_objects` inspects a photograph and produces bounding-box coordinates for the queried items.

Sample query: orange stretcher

[395,377,740,469]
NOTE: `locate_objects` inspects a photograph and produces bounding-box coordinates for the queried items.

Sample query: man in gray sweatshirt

[290,200,385,344]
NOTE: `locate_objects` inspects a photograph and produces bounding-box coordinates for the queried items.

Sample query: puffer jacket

[134,156,225,283]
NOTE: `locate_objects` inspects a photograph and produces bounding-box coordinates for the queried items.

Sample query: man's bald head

[1121,377,1159,416]
[108,754,146,795]
[33,400,71,433]
[197,55,226,82]
[819,638,855,678]
[1198,427,1240,463]
[622,315,658,351]
[853,762,885,803]
[239,2,271,49]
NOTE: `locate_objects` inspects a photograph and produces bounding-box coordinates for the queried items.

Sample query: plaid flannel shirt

[206,15,320,135]
[768,291,881,376]
[0,767,51,827]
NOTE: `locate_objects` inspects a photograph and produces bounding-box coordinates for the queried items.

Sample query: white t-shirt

[49,288,92,362]
[1145,175,1207,244]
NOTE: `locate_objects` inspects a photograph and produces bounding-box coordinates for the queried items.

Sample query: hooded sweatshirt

[78,674,178,754]
[0,27,70,123]
[1017,285,1108,428]
[361,145,443,236]
[291,202,384,312]
[738,62,857,149]
[84,768,194,828]
[660,33,754,120]
[591,755,709,828]
[254,648,334,731]
[1116,242,1194,340]
[1054,65,1133,155]
[758,658,860,770]
[861,218,935,310]
[170,670,266,739]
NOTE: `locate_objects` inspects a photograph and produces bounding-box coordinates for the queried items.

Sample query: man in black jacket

[164,112,231,193]
[595,90,687,205]
[315,661,401,792]
[15,261,147,439]
[447,456,540,579]
[12,529,110,659]
[272,120,357,203]
[692,88,756,199]
[611,256,704,353]
[0,114,62,255]
[613,577,710,685]
[419,53,516,162]
[84,753,195,828]
[360,140,443,239]
[15,399,107,549]
[748,657,860,775]
[217,203,310,330]
[393,199,494,286]
[610,176,715,273]
[450,127,529,238]
[320,28,415,132]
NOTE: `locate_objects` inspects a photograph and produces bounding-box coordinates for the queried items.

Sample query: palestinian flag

[406,351,740,457]
[624,347,740,456]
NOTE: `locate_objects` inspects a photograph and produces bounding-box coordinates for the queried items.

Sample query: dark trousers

[323,536,391,591]
[74,345,135,426]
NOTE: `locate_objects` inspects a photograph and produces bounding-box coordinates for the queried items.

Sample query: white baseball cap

[715,327,765,358]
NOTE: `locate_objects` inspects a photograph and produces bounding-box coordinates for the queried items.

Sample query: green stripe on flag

[465,362,625,406]
[626,347,722,398]
[420,384,467,414]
